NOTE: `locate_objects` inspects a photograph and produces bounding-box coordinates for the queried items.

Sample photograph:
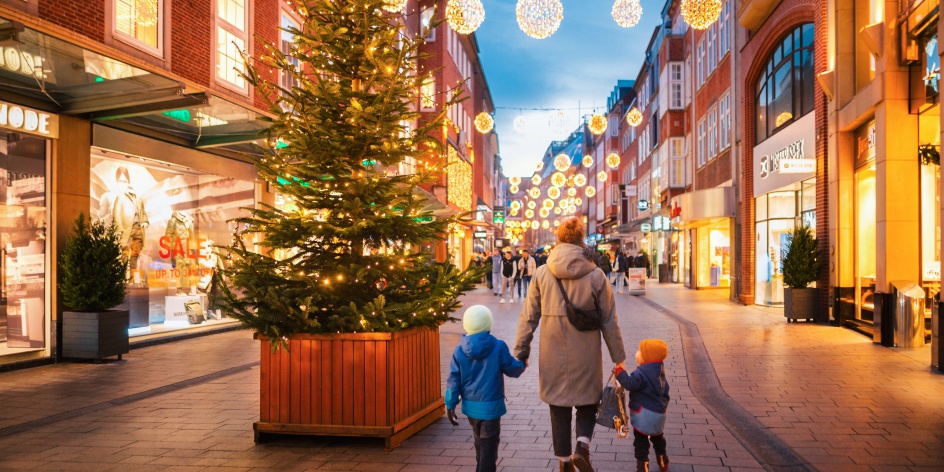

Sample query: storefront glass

[696,221,730,288]
[0,131,47,354]
[90,150,253,336]
[855,166,876,321]
[754,180,814,304]
[919,105,940,316]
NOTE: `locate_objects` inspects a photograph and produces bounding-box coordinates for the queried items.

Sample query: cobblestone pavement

[0,282,941,471]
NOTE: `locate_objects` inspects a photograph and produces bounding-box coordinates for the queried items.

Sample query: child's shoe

[559,460,575,472]
[636,460,649,472]
[656,455,669,471]
[571,442,593,471]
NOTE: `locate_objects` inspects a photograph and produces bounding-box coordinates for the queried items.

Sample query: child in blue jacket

[446,305,526,472]
[614,339,671,472]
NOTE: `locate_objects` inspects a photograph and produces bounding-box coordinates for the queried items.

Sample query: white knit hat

[462,305,493,335]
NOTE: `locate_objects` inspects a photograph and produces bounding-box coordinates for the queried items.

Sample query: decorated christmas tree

[220,0,480,347]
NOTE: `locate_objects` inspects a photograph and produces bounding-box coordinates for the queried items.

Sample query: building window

[719,91,731,151]
[216,0,248,92]
[280,12,300,95]
[420,78,436,110]
[718,1,731,57]
[114,0,161,52]
[707,105,718,158]
[697,118,706,167]
[755,23,815,143]
[696,40,705,87]
[421,7,436,40]
[669,62,683,110]
[707,27,716,74]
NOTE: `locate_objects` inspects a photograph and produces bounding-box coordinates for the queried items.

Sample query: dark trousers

[633,430,667,461]
[549,404,597,457]
[485,272,493,290]
[468,418,500,472]
[514,277,522,297]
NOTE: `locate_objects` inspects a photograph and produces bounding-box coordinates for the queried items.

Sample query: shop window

[0,132,47,352]
[855,166,876,321]
[216,0,249,93]
[114,0,162,53]
[754,23,814,143]
[90,151,254,336]
[696,222,730,288]
[719,92,731,151]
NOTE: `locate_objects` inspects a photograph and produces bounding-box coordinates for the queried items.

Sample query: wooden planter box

[784,287,818,323]
[62,310,130,360]
[253,327,443,449]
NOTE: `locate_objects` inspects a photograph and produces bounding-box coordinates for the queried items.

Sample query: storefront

[752,111,817,305]
[671,186,735,290]
[0,102,56,362]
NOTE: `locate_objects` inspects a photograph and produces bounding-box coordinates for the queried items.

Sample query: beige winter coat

[514,243,627,406]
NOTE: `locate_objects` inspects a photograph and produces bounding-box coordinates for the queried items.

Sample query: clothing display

[165,210,195,294]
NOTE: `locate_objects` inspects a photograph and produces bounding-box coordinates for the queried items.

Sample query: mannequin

[103,166,149,273]
[165,210,194,294]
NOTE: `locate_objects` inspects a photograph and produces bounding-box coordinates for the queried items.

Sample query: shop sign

[0,101,58,138]
[753,111,815,197]
[637,199,649,211]
[0,46,50,81]
[779,158,816,174]
[493,209,505,224]
[624,185,637,197]
[855,120,876,168]
[641,223,651,233]
[473,231,487,239]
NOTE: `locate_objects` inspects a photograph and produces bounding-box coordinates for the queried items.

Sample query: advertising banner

[627,268,646,293]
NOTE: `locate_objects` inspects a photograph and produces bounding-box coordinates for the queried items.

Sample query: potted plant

[59,213,129,360]
[219,0,480,448]
[781,224,821,322]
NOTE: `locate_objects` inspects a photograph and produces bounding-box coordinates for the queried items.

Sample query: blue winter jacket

[445,332,526,420]
[616,362,670,413]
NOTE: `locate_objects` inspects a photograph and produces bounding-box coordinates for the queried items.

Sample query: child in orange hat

[614,339,671,472]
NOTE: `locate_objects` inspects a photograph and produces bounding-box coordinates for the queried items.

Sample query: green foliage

[781,225,820,289]
[219,0,480,348]
[59,213,128,312]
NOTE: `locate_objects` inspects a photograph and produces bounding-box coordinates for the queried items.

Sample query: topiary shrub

[59,213,128,312]
[781,225,820,289]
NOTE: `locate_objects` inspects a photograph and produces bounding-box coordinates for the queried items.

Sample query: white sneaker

[510,298,515,304]
[499,299,506,304]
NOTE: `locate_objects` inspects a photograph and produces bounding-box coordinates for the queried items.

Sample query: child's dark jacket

[445,332,526,420]
[616,361,670,413]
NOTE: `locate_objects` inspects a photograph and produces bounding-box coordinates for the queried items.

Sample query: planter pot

[62,310,130,360]
[784,287,818,322]
[253,327,443,449]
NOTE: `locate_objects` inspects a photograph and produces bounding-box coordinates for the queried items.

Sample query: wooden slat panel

[279,346,291,423]
[321,339,332,424]
[260,341,270,422]
[270,343,281,422]
[395,333,404,422]
[364,341,376,426]
[304,339,315,425]
[331,340,343,424]
[291,339,302,424]
[353,340,365,426]
[378,339,389,425]
[343,340,354,425]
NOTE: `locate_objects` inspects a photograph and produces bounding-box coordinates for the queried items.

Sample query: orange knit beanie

[639,339,668,363]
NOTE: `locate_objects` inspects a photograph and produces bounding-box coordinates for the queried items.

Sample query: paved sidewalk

[0,282,941,471]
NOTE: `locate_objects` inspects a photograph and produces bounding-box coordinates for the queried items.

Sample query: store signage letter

[759,138,804,179]
[0,101,59,138]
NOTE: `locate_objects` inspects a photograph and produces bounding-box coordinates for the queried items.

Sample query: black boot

[559,460,575,472]
[572,441,593,472]
[636,460,650,472]
[656,455,669,471]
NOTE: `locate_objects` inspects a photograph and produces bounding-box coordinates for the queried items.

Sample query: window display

[0,131,47,353]
[90,150,253,335]
[754,180,814,305]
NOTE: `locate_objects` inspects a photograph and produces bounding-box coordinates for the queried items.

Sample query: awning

[670,186,736,225]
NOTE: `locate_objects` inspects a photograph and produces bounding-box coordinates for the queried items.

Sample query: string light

[597,171,608,182]
[588,114,607,135]
[606,153,621,169]
[626,107,643,127]
[612,0,643,28]
[529,187,541,199]
[551,171,567,187]
[381,0,408,13]
[447,0,486,34]
[554,154,571,172]
[510,184,520,194]
[585,186,596,197]
[548,186,561,199]
[582,155,594,168]
[574,174,587,187]
[516,0,564,39]
[474,112,494,133]
[681,0,723,30]
[509,176,522,186]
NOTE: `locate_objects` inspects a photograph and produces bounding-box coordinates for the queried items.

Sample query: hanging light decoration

[586,186,597,197]
[554,218,561,225]
[548,186,561,199]
[539,208,550,218]
[582,155,594,168]
[542,199,554,209]
[511,209,519,216]
[606,153,621,169]
[513,116,526,132]
[588,114,607,135]
[381,0,408,13]
[510,184,520,194]
[447,0,486,34]
[531,220,540,230]
[554,208,562,216]
[527,199,537,209]
[554,153,571,172]
[567,187,577,197]
[680,0,723,30]
[568,204,577,213]
[525,209,535,219]
[559,198,569,208]
[474,112,494,133]
[509,176,522,186]
[597,171,608,182]
[574,174,587,187]
[542,220,550,229]
[510,200,522,211]
[536,161,545,171]
[516,0,564,39]
[611,0,643,28]
[531,174,542,185]
[575,197,583,206]
[551,171,567,188]
[626,107,643,127]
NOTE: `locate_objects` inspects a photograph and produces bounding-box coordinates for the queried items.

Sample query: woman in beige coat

[514,218,627,472]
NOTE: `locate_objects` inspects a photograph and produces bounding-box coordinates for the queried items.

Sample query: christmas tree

[220,0,481,347]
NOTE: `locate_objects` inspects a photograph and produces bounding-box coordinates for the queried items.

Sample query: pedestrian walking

[613,250,628,294]
[491,249,502,296]
[635,250,651,278]
[614,339,671,472]
[446,305,526,472]
[518,249,537,300]
[512,250,523,299]
[514,218,627,472]
[483,251,494,290]
[598,251,612,281]
[499,250,517,304]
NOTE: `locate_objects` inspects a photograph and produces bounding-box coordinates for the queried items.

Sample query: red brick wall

[38,0,105,43]
[738,0,825,306]
[696,148,731,189]
[253,0,279,109]
[171,0,213,87]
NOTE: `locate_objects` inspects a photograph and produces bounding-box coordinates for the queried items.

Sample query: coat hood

[461,332,496,360]
[547,243,598,280]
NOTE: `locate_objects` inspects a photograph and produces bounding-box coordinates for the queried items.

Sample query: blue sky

[473,0,663,178]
